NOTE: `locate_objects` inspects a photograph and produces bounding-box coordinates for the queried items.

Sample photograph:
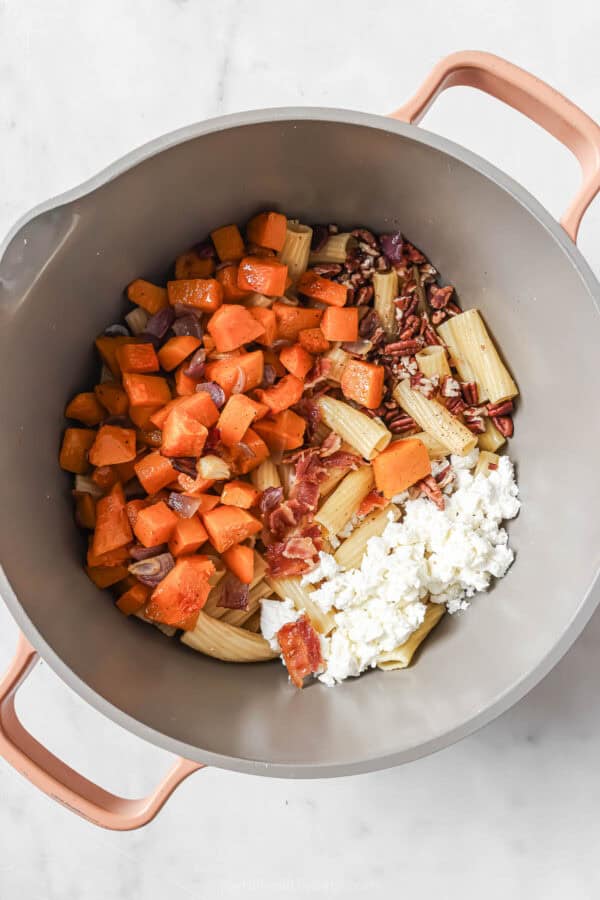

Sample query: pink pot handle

[0,633,204,830]
[390,50,600,242]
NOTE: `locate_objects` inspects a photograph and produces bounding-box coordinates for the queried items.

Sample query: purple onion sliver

[261,364,277,388]
[195,381,225,408]
[168,492,201,518]
[217,572,249,610]
[260,486,283,516]
[130,543,169,561]
[128,552,175,587]
[171,457,198,478]
[138,333,163,351]
[379,232,404,262]
[310,225,328,253]
[234,440,256,460]
[144,306,175,339]
[172,313,203,338]
[230,366,246,395]
[193,239,216,259]
[183,347,207,380]
[104,324,130,337]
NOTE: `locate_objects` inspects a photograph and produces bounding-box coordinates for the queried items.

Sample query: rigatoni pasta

[415,345,451,379]
[314,466,374,536]
[309,231,356,264]
[372,270,399,337]
[393,380,477,456]
[317,395,391,459]
[278,220,313,283]
[376,604,446,670]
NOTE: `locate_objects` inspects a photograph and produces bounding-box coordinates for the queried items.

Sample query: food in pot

[60,213,520,687]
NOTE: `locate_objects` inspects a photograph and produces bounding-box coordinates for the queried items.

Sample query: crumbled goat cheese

[266,451,519,686]
[260,599,299,651]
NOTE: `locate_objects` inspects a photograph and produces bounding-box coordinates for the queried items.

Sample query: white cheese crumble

[260,598,299,652]
[261,451,520,686]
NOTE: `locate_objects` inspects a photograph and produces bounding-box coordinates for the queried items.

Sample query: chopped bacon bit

[320,431,342,457]
[268,500,303,540]
[259,486,283,517]
[292,478,320,513]
[357,489,387,518]
[277,614,323,688]
[282,535,319,560]
[321,450,362,470]
[217,573,249,610]
[266,525,322,577]
[488,462,499,470]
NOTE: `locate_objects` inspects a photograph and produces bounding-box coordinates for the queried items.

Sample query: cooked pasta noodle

[393,380,477,456]
[474,450,500,477]
[436,318,483,394]
[266,576,335,634]
[323,346,350,382]
[415,345,451,379]
[317,395,391,460]
[315,466,374,537]
[278,220,313,283]
[334,504,401,571]
[309,232,356,264]
[376,603,445,669]
[477,418,506,452]
[393,431,450,460]
[182,611,277,662]
[251,458,281,491]
[372,270,399,337]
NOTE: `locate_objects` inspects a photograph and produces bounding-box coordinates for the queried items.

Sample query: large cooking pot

[1,51,600,830]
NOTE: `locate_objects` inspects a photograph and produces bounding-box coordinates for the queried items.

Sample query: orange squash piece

[161,408,208,457]
[128,405,160,430]
[272,302,323,341]
[320,306,359,342]
[249,307,277,346]
[145,556,216,626]
[204,350,264,396]
[206,304,265,353]
[94,383,129,416]
[158,336,202,371]
[298,328,330,354]
[230,428,269,474]
[151,392,220,430]
[116,582,151,615]
[127,279,168,315]
[210,224,245,262]
[253,409,306,451]
[168,517,209,558]
[134,451,177,494]
[220,480,260,509]
[65,392,105,426]
[95,335,133,378]
[255,374,304,415]
[116,342,159,374]
[175,250,215,279]
[59,428,96,474]
[92,483,133,557]
[122,373,171,408]
[237,257,288,297]
[279,343,313,380]
[216,263,251,301]
[297,270,348,307]
[133,500,179,547]
[340,359,384,409]
[86,541,131,569]
[372,438,432,499]
[221,544,255,584]
[86,565,129,589]
[246,212,287,252]
[89,425,136,467]
[218,394,261,447]
[202,506,262,553]
[73,491,97,529]
[167,279,223,312]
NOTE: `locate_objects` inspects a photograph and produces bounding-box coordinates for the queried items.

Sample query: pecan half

[492,414,514,437]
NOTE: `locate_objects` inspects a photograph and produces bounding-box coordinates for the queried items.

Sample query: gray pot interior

[1,112,599,776]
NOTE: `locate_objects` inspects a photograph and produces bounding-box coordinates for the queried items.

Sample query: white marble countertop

[2,1,600,897]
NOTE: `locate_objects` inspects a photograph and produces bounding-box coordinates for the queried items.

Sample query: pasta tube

[182,611,277,662]
[277,463,294,498]
[372,270,399,337]
[393,431,450,460]
[317,395,391,460]
[478,418,506,452]
[474,450,500,478]
[315,466,374,537]
[278,220,313,283]
[334,504,401,571]
[251,459,281,491]
[376,603,445,669]
[439,310,518,404]
[415,345,451,379]
[436,318,480,389]
[393,380,476,456]
[266,576,335,635]
[309,232,356,264]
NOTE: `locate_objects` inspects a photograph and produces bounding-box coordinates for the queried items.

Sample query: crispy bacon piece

[260,486,284,517]
[320,431,342,457]
[277,614,323,688]
[266,524,322,576]
[357,489,387,518]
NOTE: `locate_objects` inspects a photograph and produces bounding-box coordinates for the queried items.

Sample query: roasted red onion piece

[172,313,203,338]
[104,324,130,337]
[128,552,175,586]
[167,492,201,518]
[144,306,175,339]
[261,364,277,388]
[183,348,207,380]
[130,543,168,561]
[380,232,404,262]
[230,366,247,395]
[171,457,198,477]
[310,225,328,252]
[217,572,249,610]
[193,239,215,259]
[195,381,226,408]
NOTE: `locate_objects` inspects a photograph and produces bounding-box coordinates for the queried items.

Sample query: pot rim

[2,106,600,778]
